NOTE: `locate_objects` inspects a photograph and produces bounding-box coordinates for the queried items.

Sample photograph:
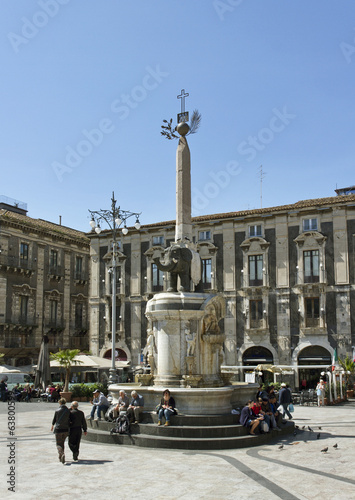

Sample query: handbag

[289,403,294,413]
[155,404,162,414]
[260,420,269,433]
[277,404,284,415]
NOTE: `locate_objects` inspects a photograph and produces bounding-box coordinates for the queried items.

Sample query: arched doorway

[242,346,274,385]
[298,346,331,390]
[103,348,127,361]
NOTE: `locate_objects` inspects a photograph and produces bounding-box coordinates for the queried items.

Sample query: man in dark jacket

[69,401,87,461]
[278,383,293,420]
[51,398,70,464]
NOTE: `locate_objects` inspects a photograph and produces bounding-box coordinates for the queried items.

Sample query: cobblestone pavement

[0,400,354,500]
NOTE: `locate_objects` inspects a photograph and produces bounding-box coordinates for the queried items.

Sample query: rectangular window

[305,297,319,327]
[20,243,29,260]
[75,303,83,329]
[250,299,263,328]
[75,256,83,279]
[248,255,263,286]
[201,259,212,289]
[152,263,163,291]
[152,236,164,246]
[50,300,58,323]
[19,295,28,321]
[198,230,211,241]
[50,249,58,268]
[303,218,318,231]
[304,250,319,283]
[249,225,262,237]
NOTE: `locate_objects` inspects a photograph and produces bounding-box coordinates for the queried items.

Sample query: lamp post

[89,192,141,384]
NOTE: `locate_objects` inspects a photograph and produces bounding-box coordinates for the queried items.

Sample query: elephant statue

[153,245,193,292]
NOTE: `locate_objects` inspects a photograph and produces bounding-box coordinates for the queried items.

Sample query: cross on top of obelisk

[177,89,189,124]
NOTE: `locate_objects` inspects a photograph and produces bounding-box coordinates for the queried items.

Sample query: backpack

[111,414,130,435]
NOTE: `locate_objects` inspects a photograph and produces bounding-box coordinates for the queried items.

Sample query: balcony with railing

[45,318,65,331]
[74,271,89,284]
[69,335,89,350]
[48,265,63,279]
[0,254,34,274]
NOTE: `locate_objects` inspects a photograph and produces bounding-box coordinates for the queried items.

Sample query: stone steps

[83,412,295,450]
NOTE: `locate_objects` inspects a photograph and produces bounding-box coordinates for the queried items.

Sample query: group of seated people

[41,384,62,402]
[101,388,177,426]
[240,385,290,435]
[0,382,43,402]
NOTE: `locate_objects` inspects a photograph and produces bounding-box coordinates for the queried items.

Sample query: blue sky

[1,1,354,231]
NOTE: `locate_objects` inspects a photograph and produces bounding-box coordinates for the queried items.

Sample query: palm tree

[50,349,82,392]
[338,356,355,390]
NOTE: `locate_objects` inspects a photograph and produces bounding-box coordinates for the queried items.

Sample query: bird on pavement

[302,426,306,430]
[333,443,338,449]
[279,444,284,449]
[318,427,322,430]
[308,426,313,432]
[316,433,321,439]
[321,447,328,453]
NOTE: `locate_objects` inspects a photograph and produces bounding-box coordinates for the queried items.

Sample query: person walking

[51,398,70,464]
[316,380,326,406]
[69,401,87,461]
[278,383,293,420]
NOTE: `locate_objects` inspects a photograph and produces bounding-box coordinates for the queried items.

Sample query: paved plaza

[0,400,354,500]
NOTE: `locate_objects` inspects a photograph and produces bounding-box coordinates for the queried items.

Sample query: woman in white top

[316,380,325,406]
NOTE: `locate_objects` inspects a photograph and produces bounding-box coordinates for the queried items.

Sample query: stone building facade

[88,193,355,388]
[0,200,90,367]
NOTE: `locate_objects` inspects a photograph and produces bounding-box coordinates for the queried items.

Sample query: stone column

[175,123,192,243]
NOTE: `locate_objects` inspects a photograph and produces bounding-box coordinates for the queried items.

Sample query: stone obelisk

[175,122,192,243]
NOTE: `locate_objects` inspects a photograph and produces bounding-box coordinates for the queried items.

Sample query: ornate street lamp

[89,192,141,384]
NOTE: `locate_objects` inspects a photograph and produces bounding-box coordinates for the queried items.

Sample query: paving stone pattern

[0,400,354,500]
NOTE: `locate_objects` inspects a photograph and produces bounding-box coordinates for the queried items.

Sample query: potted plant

[338,356,355,398]
[49,349,82,402]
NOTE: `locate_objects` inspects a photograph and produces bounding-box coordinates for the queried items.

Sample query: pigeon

[308,426,313,432]
[295,425,299,429]
[321,447,328,453]
[278,444,284,449]
[333,443,338,449]
[302,426,306,430]
[316,433,321,439]
[318,427,322,430]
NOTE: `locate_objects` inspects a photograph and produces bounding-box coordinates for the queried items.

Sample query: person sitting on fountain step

[269,394,283,427]
[112,390,129,419]
[126,390,144,424]
[240,400,263,435]
[158,389,177,426]
[261,397,281,431]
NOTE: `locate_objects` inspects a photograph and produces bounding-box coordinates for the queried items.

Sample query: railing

[48,265,63,276]
[14,316,38,327]
[69,337,89,350]
[74,271,89,281]
[0,255,34,271]
[1,335,36,348]
[45,318,65,330]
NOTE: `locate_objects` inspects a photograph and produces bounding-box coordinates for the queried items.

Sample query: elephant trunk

[153,257,175,272]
